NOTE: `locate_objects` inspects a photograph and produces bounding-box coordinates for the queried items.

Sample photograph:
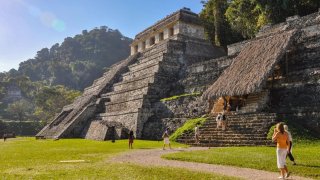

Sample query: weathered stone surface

[38,10,320,143]
[84,120,108,140]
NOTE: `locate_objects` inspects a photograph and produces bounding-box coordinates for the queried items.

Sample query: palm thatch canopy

[203,30,297,100]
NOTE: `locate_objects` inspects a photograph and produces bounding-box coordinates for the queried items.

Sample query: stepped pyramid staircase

[84,39,186,140]
[177,91,277,146]
[177,113,277,147]
[36,54,140,139]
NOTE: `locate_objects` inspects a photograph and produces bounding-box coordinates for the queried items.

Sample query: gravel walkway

[109,147,312,180]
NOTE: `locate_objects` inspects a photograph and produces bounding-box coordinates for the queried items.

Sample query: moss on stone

[170,116,206,141]
[160,92,201,102]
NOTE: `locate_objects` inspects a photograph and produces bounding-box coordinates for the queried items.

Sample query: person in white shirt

[284,125,296,165]
[194,124,200,144]
[216,113,222,128]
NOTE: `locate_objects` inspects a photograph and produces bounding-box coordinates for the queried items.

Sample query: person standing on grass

[3,133,7,142]
[128,130,134,149]
[272,122,290,179]
[162,129,172,150]
[284,125,296,165]
[194,124,200,144]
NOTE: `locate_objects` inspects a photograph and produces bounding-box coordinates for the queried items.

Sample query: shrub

[170,117,207,141]
[4,121,44,136]
[267,121,318,141]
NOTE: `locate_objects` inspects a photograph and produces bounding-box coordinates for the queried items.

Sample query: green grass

[160,92,201,102]
[170,117,207,141]
[0,137,236,179]
[163,141,320,179]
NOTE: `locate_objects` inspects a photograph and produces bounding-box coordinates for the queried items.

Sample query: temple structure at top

[130,8,205,55]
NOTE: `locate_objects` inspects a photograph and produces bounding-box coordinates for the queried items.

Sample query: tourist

[3,133,7,142]
[216,113,222,128]
[272,122,290,179]
[221,111,227,130]
[284,125,296,165]
[194,124,200,144]
[162,129,172,150]
[128,130,134,149]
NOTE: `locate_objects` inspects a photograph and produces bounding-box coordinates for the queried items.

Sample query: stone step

[178,134,266,141]
[176,113,277,147]
[179,132,267,138]
[105,98,144,113]
[99,110,140,117]
[198,129,270,134]
[113,78,153,92]
[187,141,274,147]
[177,138,273,147]
[204,119,276,124]
[129,58,161,72]
[121,67,160,82]
[178,139,272,145]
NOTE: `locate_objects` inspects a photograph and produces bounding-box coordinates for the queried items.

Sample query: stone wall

[177,55,233,93]
[269,22,320,135]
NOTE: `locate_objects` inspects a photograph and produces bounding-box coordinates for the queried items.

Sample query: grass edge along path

[110,147,309,180]
[162,141,320,179]
[1,137,235,179]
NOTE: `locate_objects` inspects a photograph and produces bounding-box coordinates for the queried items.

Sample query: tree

[201,0,229,47]
[0,120,7,135]
[200,0,244,48]
[225,0,269,38]
[34,85,81,123]
[258,0,320,24]
[6,99,34,133]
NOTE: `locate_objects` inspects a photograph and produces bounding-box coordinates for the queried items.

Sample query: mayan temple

[37,8,320,146]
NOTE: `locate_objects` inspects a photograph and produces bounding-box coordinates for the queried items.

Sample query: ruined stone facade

[37,8,320,144]
[37,8,225,140]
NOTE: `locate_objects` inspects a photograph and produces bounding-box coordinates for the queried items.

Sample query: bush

[267,121,318,141]
[267,124,276,140]
[4,121,44,136]
[170,117,207,142]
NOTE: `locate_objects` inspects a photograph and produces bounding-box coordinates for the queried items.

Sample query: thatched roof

[202,30,297,100]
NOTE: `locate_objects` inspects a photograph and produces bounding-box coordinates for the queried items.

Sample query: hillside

[4,26,132,90]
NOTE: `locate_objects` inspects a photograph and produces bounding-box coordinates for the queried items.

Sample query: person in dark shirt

[129,130,134,149]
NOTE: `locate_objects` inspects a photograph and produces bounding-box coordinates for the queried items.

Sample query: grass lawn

[0,137,237,180]
[163,141,320,179]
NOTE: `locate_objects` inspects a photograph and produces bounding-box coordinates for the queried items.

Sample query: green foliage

[267,124,276,140]
[3,121,43,136]
[200,0,244,48]
[160,92,201,102]
[225,0,269,38]
[0,75,80,132]
[170,117,207,141]
[0,138,235,179]
[258,0,320,24]
[34,85,81,123]
[0,120,7,135]
[163,140,320,179]
[16,27,132,90]
[200,0,320,46]
[6,99,34,122]
[267,121,319,141]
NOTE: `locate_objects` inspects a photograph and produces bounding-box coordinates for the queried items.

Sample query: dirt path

[109,147,311,180]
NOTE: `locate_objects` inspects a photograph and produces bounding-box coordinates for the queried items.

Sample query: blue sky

[0,0,203,72]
